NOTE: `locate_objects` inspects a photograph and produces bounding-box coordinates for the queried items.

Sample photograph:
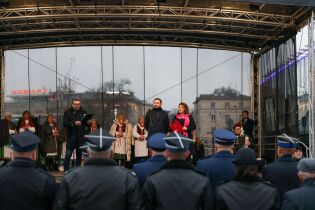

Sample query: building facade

[194,90,251,155]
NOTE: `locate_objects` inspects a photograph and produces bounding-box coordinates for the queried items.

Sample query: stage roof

[0,0,313,53]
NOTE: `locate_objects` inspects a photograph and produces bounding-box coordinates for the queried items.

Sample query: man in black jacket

[54,129,143,210]
[0,118,9,147]
[63,97,88,173]
[262,134,300,198]
[216,148,280,210]
[0,132,56,210]
[282,158,315,210]
[143,132,213,210]
[241,110,255,144]
[145,98,169,137]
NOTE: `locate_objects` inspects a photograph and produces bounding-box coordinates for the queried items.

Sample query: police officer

[196,128,236,191]
[54,128,143,210]
[282,158,315,210]
[143,132,213,210]
[216,148,280,210]
[262,134,300,198]
[133,132,167,187]
[0,132,57,210]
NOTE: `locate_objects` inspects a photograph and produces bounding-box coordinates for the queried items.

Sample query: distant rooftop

[194,93,251,103]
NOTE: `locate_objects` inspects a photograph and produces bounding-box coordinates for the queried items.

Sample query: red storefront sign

[11,88,48,95]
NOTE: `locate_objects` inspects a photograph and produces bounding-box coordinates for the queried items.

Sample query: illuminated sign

[11,88,48,95]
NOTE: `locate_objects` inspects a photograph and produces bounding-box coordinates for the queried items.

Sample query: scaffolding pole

[251,54,261,157]
[0,50,4,117]
[308,11,315,158]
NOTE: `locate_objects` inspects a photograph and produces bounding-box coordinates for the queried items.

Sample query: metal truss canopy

[0,1,311,52]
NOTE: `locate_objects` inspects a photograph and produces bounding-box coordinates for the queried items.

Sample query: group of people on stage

[0,96,314,210]
[61,97,205,172]
[0,111,60,170]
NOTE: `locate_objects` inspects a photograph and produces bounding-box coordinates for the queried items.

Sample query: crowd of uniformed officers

[0,98,314,210]
[0,124,315,210]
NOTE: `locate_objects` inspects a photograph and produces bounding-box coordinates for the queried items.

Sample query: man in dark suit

[144,98,169,137]
[63,97,89,173]
[282,158,315,210]
[262,134,300,198]
[241,110,255,144]
[0,132,56,210]
[196,129,236,192]
[133,132,167,187]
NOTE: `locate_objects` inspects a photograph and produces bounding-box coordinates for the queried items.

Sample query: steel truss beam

[0,5,307,51]
[2,33,254,52]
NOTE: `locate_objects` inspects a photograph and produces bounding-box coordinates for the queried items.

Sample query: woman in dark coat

[41,115,59,171]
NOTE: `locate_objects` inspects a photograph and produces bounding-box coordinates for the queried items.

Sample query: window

[225,115,230,120]
[211,115,216,121]
[225,102,230,109]
[211,102,215,109]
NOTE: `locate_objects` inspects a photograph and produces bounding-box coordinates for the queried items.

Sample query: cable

[145,52,241,100]
[11,50,93,91]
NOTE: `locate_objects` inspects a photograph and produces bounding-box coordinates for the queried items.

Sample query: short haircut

[72,97,80,103]
[154,98,162,103]
[242,110,249,115]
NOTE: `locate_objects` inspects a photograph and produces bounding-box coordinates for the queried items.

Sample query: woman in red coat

[170,102,196,139]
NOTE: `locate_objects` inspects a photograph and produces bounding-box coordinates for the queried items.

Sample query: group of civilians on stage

[0,96,313,210]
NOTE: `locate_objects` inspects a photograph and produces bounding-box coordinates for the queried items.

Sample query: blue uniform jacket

[262,154,299,198]
[133,155,167,187]
[196,151,236,190]
[282,178,315,210]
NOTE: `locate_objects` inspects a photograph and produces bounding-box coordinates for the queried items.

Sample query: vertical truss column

[0,50,4,117]
[309,11,315,158]
[251,54,261,157]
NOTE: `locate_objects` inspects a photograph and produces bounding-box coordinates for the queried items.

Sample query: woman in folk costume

[133,115,148,162]
[18,110,36,133]
[89,119,99,134]
[170,102,196,139]
[41,115,59,171]
[110,112,132,167]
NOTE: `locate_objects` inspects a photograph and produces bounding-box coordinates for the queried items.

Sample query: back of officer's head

[233,148,260,179]
[84,128,117,159]
[276,134,297,158]
[213,129,236,153]
[88,147,112,159]
[148,133,166,157]
[10,132,40,160]
[297,158,315,182]
[164,132,192,161]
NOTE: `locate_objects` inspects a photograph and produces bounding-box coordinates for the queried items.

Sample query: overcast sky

[4,46,252,111]
[5,24,309,112]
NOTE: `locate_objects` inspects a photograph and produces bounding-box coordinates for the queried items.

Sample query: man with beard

[145,98,169,137]
[63,97,90,173]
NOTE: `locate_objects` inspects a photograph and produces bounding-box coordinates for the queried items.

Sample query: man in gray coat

[282,158,315,210]
[143,132,213,210]
[54,128,143,210]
